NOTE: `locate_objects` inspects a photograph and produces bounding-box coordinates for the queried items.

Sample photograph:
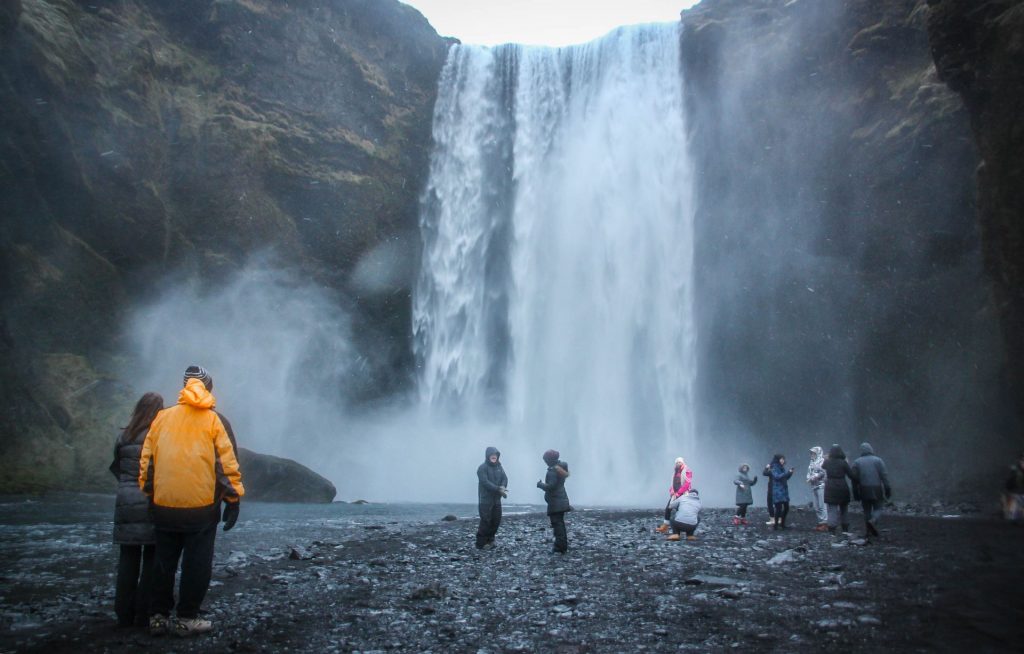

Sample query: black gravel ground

[2,506,1023,653]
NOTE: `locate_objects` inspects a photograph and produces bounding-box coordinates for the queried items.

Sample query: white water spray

[415,23,698,504]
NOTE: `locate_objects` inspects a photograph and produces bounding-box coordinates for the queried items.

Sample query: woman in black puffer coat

[108,392,163,627]
[821,444,855,534]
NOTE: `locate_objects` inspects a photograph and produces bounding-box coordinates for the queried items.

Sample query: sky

[400,0,702,46]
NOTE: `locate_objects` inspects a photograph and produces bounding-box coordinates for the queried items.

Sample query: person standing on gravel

[807,446,828,531]
[822,444,855,535]
[769,454,795,530]
[851,442,891,538]
[476,446,508,549]
[139,365,244,637]
[1003,453,1024,521]
[109,392,164,628]
[537,449,571,553]
[733,464,757,525]
[655,457,692,533]
[762,461,776,525]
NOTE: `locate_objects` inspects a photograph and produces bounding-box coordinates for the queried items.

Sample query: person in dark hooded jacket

[1003,453,1024,522]
[476,446,508,549]
[109,392,164,627]
[769,454,794,530]
[851,442,891,537]
[821,444,855,534]
[536,449,571,553]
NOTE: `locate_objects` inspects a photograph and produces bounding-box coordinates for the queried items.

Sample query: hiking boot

[867,522,880,537]
[686,535,697,541]
[149,614,169,637]
[765,519,775,525]
[173,617,212,637]
[741,519,749,525]
[655,524,669,534]
[731,516,741,526]
[666,533,681,541]
[815,524,829,532]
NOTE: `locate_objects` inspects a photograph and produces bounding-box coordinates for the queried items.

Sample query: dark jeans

[115,544,155,626]
[670,520,697,536]
[152,523,217,619]
[736,504,748,518]
[476,500,502,548]
[862,499,884,530]
[773,501,790,526]
[766,485,775,517]
[549,511,568,552]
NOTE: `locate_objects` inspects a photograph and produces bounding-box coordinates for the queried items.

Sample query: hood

[770,453,785,467]
[860,442,875,456]
[484,446,501,463]
[178,378,216,409]
[543,449,561,466]
[738,464,750,473]
[674,457,685,468]
[809,447,824,466]
[828,445,846,460]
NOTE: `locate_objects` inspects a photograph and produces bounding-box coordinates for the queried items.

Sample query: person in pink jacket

[655,457,693,533]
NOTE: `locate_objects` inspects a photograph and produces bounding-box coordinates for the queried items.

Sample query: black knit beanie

[183,365,213,390]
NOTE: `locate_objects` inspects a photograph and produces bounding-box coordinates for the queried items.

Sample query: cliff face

[680,0,1014,477]
[927,0,1024,436]
[0,0,449,491]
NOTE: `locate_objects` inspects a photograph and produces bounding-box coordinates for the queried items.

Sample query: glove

[499,486,508,498]
[222,501,240,532]
[536,480,544,489]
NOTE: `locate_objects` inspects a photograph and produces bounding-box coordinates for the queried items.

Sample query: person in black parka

[821,444,855,534]
[476,446,508,549]
[537,449,571,553]
[108,392,164,627]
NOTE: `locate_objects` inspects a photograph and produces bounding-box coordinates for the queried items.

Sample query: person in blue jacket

[769,454,795,530]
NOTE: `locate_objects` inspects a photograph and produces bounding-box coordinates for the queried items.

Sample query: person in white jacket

[667,489,701,541]
[807,446,828,531]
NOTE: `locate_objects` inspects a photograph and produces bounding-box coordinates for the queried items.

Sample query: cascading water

[415,23,697,504]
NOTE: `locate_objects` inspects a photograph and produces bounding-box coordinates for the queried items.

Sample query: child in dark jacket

[733,464,757,525]
[537,449,571,553]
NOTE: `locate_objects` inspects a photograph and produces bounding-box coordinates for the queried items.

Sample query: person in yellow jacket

[139,365,244,637]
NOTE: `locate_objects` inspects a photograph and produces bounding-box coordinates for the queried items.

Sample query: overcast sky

[400,0,702,46]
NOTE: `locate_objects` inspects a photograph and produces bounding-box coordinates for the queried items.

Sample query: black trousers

[773,501,790,525]
[549,511,568,552]
[736,504,748,518]
[476,500,502,548]
[115,544,155,626]
[670,520,697,536]
[152,523,217,619]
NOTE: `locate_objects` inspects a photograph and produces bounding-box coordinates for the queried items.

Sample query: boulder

[236,447,337,503]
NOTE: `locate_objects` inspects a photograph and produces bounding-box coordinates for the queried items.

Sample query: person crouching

[667,489,702,541]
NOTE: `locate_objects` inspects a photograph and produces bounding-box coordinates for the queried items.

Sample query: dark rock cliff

[0,0,449,491]
[680,0,1016,479]
[927,0,1024,437]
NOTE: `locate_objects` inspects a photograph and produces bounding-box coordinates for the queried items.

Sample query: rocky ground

[2,506,1023,653]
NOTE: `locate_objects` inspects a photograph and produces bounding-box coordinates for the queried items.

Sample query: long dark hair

[120,392,164,444]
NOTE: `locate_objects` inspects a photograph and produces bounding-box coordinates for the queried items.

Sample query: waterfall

[414,23,697,503]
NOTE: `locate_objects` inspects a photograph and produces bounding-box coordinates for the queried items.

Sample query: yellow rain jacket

[139,379,244,530]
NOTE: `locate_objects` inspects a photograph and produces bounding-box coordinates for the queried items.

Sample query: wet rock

[289,546,314,561]
[442,515,458,522]
[408,583,447,600]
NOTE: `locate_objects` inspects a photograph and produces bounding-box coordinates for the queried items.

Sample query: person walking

[762,462,776,525]
[667,489,702,541]
[536,449,571,553]
[851,442,891,538]
[656,457,692,533]
[733,464,757,525]
[821,444,855,535]
[1003,453,1024,522]
[769,454,794,530]
[109,392,164,628]
[139,366,244,637]
[475,446,508,549]
[807,446,828,531]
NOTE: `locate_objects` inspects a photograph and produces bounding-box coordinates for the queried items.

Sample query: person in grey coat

[476,446,508,549]
[108,392,163,627]
[733,464,757,525]
[668,489,702,540]
[851,442,891,537]
[536,449,571,553]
